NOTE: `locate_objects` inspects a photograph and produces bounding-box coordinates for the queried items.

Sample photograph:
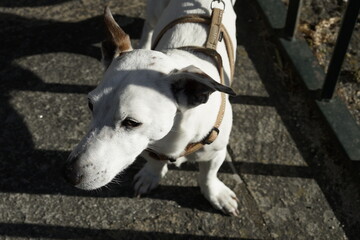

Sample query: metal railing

[254,0,360,160]
[320,0,360,100]
[284,0,360,100]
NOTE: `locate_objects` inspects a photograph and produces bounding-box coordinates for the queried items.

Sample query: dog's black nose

[63,159,83,186]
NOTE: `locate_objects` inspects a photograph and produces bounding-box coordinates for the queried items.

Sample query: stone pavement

[0,0,359,239]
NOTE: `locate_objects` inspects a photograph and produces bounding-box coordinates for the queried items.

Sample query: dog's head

[63,7,235,190]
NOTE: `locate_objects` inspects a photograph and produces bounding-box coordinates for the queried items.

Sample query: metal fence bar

[284,0,303,40]
[320,0,360,100]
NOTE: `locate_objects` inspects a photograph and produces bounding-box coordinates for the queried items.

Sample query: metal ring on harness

[210,0,225,10]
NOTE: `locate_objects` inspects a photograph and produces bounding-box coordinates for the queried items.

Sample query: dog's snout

[63,158,83,186]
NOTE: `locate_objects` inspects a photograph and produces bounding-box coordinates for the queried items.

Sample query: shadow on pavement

[0,222,254,240]
[0,0,72,7]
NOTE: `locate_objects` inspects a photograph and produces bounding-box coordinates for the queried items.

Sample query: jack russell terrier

[64,0,239,216]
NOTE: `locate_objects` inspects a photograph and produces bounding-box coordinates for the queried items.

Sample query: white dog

[64,0,239,215]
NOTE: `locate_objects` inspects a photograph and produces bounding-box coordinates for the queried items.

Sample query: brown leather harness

[146,2,235,162]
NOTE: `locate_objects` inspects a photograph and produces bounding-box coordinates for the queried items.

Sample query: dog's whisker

[146,145,162,152]
[110,178,122,185]
[93,187,103,195]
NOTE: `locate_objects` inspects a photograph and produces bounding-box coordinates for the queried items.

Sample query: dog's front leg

[198,149,239,216]
[138,20,153,49]
[133,157,168,196]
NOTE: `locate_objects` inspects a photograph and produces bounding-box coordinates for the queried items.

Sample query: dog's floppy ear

[170,66,236,108]
[101,6,133,68]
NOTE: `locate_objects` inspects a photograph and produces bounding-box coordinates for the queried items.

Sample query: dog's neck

[147,49,224,159]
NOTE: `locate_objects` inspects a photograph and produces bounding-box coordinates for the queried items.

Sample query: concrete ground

[0,0,359,239]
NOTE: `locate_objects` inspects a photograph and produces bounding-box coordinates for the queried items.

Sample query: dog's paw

[200,179,239,216]
[133,163,167,197]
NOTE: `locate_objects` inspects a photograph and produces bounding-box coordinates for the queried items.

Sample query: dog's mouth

[74,176,109,190]
[64,170,116,191]
[63,157,114,190]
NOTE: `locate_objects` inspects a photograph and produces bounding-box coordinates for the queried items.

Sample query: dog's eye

[122,118,142,128]
[88,99,93,111]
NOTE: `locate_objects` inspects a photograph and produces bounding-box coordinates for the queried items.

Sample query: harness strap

[147,6,234,162]
[177,47,226,158]
[206,8,223,50]
[151,15,235,79]
[152,15,210,50]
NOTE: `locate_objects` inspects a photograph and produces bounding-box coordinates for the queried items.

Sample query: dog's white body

[65,0,238,215]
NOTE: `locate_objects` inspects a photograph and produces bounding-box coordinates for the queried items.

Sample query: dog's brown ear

[170,66,236,108]
[101,6,133,68]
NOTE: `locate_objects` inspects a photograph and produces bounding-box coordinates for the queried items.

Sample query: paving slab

[1,0,360,239]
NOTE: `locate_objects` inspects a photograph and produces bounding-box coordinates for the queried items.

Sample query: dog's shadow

[0,0,72,7]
